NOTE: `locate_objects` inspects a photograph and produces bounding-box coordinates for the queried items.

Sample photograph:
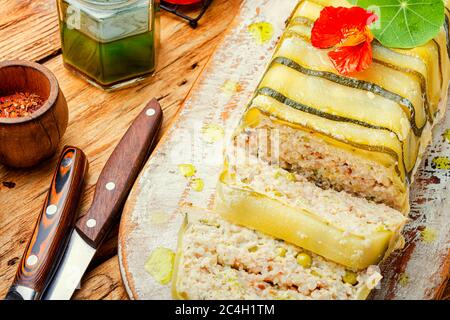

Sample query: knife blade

[43,99,163,300]
[5,146,88,300]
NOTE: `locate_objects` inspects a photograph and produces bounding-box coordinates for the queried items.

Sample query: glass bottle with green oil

[56,0,160,91]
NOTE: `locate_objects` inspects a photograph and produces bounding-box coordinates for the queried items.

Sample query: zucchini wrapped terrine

[174,206,383,300]
[216,0,450,270]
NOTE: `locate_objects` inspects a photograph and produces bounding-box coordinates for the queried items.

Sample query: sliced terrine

[173,206,383,300]
[216,0,450,269]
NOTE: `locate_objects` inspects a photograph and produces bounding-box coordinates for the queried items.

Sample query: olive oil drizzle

[271,56,425,137]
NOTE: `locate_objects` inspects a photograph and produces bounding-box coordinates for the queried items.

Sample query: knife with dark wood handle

[5,146,88,300]
[43,98,163,300]
[76,98,163,248]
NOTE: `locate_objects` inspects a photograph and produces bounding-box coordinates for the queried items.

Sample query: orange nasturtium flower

[311,6,378,75]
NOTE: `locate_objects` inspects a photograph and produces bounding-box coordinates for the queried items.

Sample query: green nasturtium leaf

[349,0,445,48]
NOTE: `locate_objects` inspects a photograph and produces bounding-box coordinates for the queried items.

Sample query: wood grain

[0,0,242,300]
[72,256,127,300]
[0,1,60,62]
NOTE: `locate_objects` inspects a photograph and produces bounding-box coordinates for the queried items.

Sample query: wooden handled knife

[5,146,88,300]
[43,99,163,300]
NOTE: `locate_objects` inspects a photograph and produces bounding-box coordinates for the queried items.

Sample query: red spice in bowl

[0,92,44,118]
[0,60,69,168]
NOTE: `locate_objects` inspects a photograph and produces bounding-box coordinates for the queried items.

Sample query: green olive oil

[60,23,156,88]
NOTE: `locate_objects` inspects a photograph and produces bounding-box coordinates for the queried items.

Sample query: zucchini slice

[174,205,383,299]
[216,170,406,270]
[257,63,421,178]
[249,94,412,183]
[291,0,450,121]
[274,36,427,136]
[211,0,449,274]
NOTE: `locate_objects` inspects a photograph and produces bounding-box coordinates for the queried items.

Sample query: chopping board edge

[118,0,248,300]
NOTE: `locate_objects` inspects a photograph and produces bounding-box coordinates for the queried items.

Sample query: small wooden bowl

[0,60,68,168]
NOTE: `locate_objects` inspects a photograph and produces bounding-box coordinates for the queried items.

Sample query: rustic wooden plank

[0,0,60,62]
[72,256,128,300]
[0,0,242,300]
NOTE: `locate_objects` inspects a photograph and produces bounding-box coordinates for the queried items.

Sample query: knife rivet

[86,219,97,228]
[46,205,58,216]
[146,108,156,117]
[26,255,38,267]
[106,182,116,191]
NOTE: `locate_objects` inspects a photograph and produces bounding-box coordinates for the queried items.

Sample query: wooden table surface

[0,0,448,300]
